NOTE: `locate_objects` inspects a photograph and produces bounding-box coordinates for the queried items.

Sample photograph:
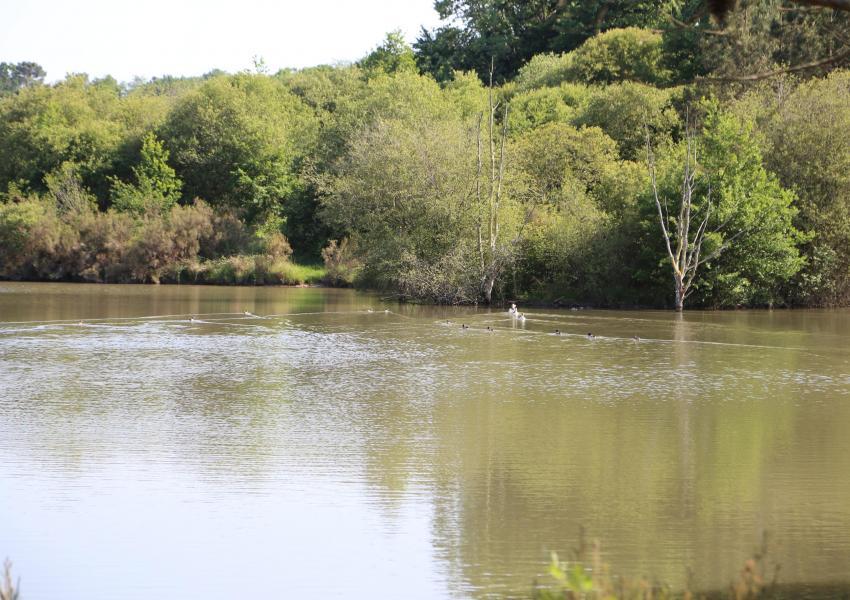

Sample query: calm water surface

[1,282,849,598]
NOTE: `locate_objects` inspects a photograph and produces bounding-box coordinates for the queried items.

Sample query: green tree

[160,74,317,222]
[415,0,676,82]
[574,82,681,161]
[663,0,850,84]
[508,84,589,134]
[567,27,671,85]
[641,106,803,309]
[0,61,46,95]
[111,132,182,215]
[359,31,418,77]
[751,71,850,304]
[320,115,481,301]
[0,74,128,198]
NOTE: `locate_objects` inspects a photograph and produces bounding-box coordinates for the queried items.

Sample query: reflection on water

[1,282,850,599]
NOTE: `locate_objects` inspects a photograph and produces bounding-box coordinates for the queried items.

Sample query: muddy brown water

[1,282,849,598]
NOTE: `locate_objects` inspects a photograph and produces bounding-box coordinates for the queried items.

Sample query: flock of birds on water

[443,303,641,342]
[50,303,646,341]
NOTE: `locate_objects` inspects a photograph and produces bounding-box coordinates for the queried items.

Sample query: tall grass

[533,532,782,600]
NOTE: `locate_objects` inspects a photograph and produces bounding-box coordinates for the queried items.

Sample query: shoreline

[1,278,841,312]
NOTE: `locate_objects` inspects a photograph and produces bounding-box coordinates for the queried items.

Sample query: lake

[1,282,849,598]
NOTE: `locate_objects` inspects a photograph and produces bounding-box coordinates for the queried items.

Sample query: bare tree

[476,62,509,304]
[1,559,19,600]
[646,125,741,311]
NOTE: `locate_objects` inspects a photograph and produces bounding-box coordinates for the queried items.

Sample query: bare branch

[788,0,850,10]
[646,128,676,267]
[700,47,850,82]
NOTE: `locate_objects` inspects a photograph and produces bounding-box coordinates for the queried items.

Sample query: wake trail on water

[0,310,837,359]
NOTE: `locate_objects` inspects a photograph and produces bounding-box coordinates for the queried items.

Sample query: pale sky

[1,0,445,83]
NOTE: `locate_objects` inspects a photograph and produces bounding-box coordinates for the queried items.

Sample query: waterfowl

[508,302,518,315]
[190,316,197,323]
[384,309,390,314]
[243,310,253,316]
[632,335,640,342]
[553,329,561,336]
[518,313,526,322]
[461,324,469,330]
[367,308,374,313]
[586,332,595,340]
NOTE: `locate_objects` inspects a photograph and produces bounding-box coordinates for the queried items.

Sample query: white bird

[518,313,526,322]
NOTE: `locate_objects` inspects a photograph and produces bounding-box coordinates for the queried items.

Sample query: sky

[1,0,445,83]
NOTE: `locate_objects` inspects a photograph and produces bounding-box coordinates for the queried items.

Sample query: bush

[261,231,293,260]
[321,238,362,286]
[199,209,252,258]
[122,201,214,283]
[395,247,480,304]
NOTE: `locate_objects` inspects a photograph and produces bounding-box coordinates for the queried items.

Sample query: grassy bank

[164,256,326,286]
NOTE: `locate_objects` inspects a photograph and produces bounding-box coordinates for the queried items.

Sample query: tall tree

[110,132,182,215]
[476,71,510,303]
[665,0,850,83]
[415,0,675,82]
[359,31,418,77]
[0,61,45,95]
[644,107,802,310]
[160,74,317,222]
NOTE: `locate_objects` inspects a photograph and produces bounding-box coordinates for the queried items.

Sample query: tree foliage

[160,73,317,221]
[0,6,846,308]
[110,132,182,215]
[0,61,46,95]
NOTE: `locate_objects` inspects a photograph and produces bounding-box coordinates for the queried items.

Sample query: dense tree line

[1,0,849,308]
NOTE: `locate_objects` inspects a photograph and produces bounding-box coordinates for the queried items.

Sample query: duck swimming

[518,313,526,322]
[586,332,595,340]
[553,329,561,336]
